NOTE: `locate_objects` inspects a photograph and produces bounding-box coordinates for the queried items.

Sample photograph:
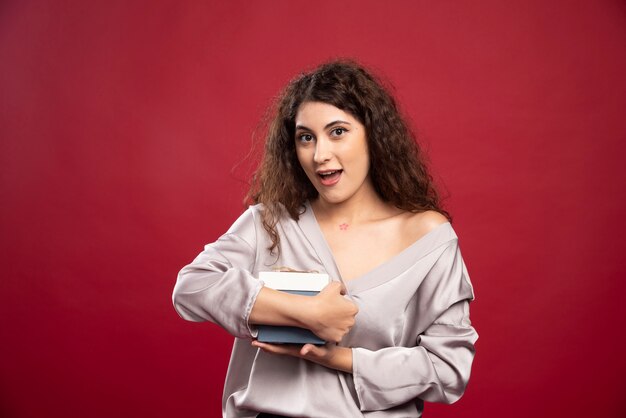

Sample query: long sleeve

[172,208,263,339]
[352,301,477,410]
[351,239,477,411]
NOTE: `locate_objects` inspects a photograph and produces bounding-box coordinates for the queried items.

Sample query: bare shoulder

[413,210,449,229]
[401,210,449,242]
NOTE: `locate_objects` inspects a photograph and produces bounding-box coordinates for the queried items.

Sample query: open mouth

[317,169,343,186]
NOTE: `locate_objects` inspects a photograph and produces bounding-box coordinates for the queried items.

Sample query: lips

[317,169,342,186]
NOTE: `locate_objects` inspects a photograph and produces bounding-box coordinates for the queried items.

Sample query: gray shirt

[173,202,477,417]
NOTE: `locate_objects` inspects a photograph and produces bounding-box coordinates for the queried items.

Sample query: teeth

[319,170,337,177]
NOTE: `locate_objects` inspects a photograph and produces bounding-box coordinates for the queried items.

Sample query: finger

[252,341,282,353]
[330,281,348,296]
[300,344,326,357]
[252,341,301,357]
[339,284,347,295]
[300,344,314,356]
[322,281,337,293]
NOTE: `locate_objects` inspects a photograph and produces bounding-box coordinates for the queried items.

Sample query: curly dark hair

[246,59,450,254]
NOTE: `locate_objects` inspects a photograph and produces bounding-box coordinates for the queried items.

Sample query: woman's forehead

[295,102,357,127]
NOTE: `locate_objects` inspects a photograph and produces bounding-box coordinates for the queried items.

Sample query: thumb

[321,281,342,295]
[338,282,347,295]
[300,344,321,357]
[331,280,347,295]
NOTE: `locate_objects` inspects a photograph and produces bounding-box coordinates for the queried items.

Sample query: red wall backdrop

[1,1,625,417]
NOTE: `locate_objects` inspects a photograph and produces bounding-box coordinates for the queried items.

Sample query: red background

[1,1,625,417]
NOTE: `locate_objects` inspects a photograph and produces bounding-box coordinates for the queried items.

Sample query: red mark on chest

[339,223,349,231]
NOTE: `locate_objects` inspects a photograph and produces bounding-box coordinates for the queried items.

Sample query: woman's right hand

[305,281,359,343]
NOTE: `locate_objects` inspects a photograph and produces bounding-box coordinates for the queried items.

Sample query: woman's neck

[311,192,398,226]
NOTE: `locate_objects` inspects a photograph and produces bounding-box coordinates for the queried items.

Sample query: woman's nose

[313,137,332,163]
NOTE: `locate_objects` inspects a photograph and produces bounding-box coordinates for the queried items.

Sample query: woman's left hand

[251,340,353,373]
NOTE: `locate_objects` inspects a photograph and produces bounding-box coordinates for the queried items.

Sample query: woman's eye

[331,127,347,136]
[298,133,313,142]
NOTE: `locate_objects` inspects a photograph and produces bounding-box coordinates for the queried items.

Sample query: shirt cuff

[243,279,264,338]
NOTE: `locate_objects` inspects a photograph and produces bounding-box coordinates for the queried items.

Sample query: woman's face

[294,101,374,206]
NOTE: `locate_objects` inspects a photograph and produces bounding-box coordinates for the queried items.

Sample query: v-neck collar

[297,200,457,294]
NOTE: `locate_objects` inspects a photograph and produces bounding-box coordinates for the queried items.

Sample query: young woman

[172,59,477,418]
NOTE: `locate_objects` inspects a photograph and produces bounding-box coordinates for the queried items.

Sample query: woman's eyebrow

[295,120,352,131]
